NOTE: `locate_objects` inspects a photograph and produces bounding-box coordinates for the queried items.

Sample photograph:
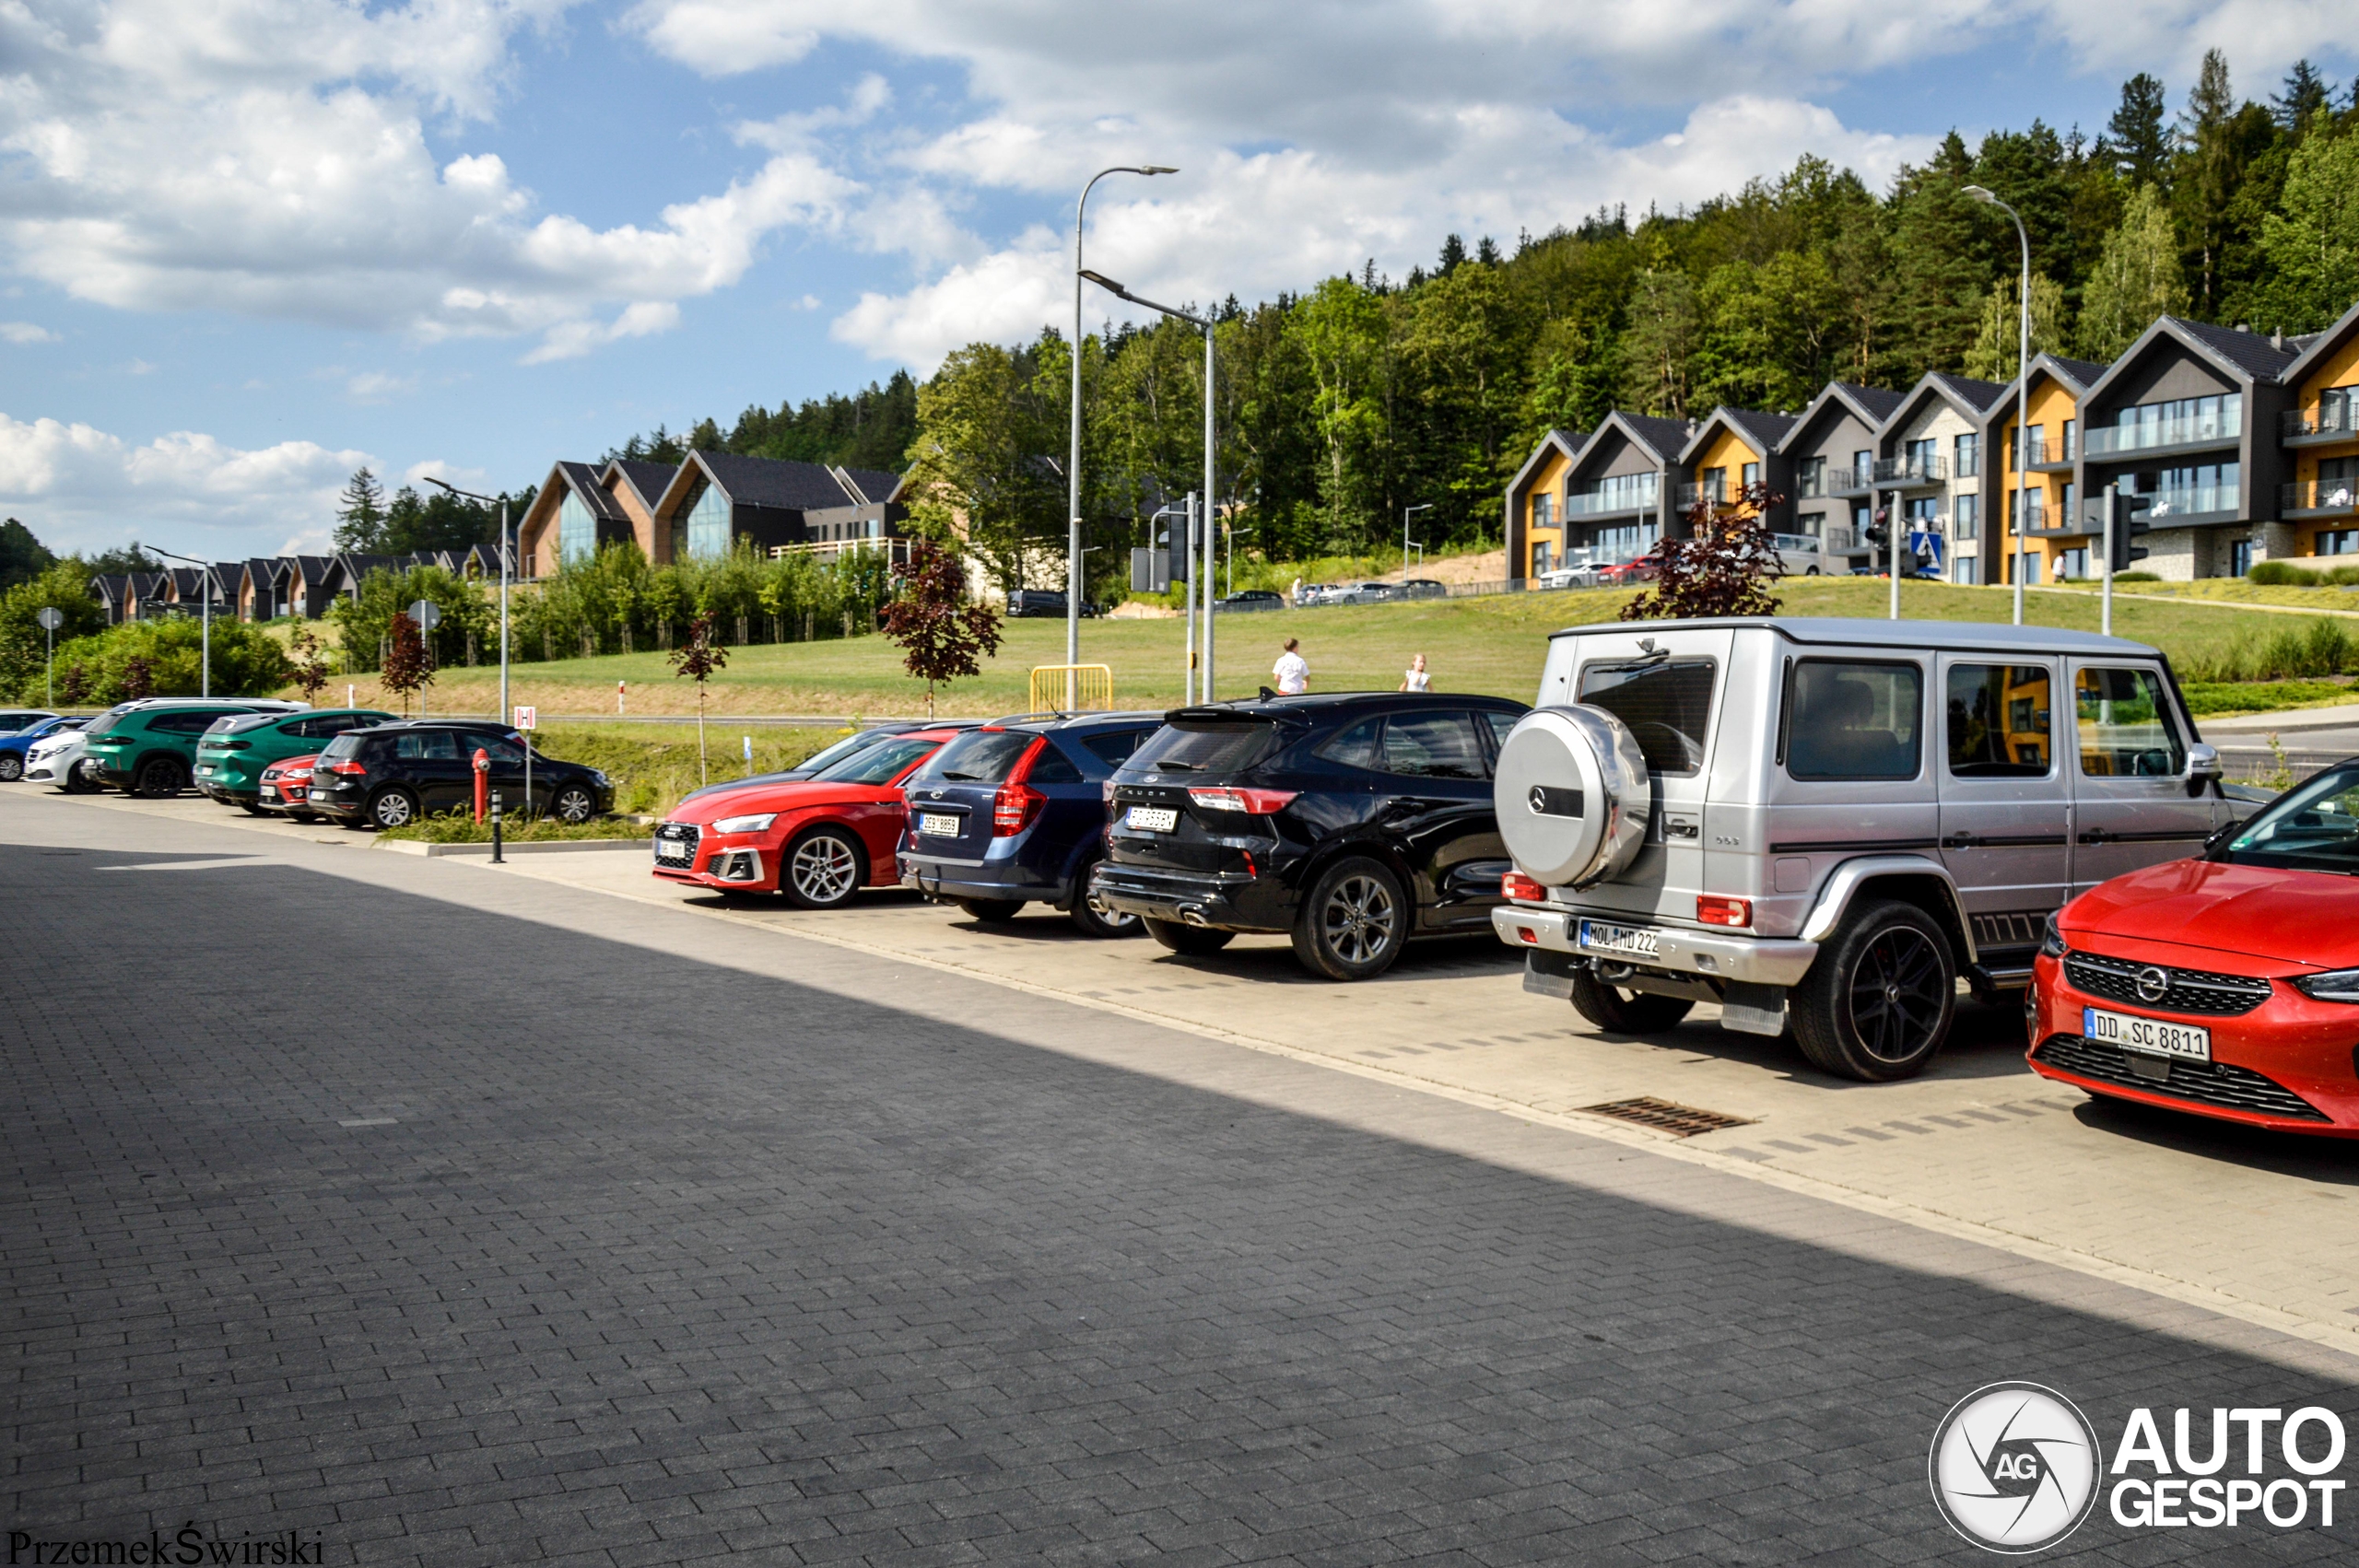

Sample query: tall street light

[1069,164,1177,708]
[137,544,213,697]
[424,476,512,724]
[1402,504,1432,585]
[1079,268,1220,704]
[1965,184,2032,626]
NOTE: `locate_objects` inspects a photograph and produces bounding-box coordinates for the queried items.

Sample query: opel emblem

[1529,785,1548,814]
[2134,965,2169,1003]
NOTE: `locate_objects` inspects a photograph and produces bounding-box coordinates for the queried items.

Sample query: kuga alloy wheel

[1292,856,1408,981]
[783,826,863,909]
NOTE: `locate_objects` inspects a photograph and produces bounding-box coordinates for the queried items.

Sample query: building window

[2058,547,2088,580]
[1567,473,1659,516]
[1952,555,1978,585]
[1741,461,1760,490]
[2322,387,2354,434]
[1532,539,1555,574]
[683,479,732,560]
[2007,488,2046,530]
[2061,418,2077,461]
[1851,449,1873,485]
[1532,492,1555,530]
[1699,466,1727,503]
[557,490,598,566]
[1954,494,1978,541]
[2316,529,2359,556]
[2061,482,2076,530]
[1798,456,1825,497]
[2135,462,2239,520]
[1906,438,1937,477]
[1954,432,1979,478]
[2088,392,2242,455]
[2228,539,2253,577]
[2014,424,2045,471]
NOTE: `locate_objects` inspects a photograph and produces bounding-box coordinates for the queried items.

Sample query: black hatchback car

[898,711,1164,936]
[309,720,614,829]
[1092,692,1530,979]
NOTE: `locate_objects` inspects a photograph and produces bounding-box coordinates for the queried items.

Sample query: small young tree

[668,611,728,786]
[380,611,432,717]
[881,543,1003,718]
[288,625,332,705]
[1620,484,1786,622]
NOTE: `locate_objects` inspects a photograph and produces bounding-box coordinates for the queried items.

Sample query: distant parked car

[253,753,323,821]
[1398,579,1449,600]
[653,728,961,907]
[1299,582,1345,605]
[1007,589,1097,618]
[0,709,59,735]
[84,700,308,797]
[678,720,983,807]
[898,712,1165,936]
[1215,590,1285,613]
[1092,691,1532,979]
[1599,557,1659,585]
[1324,581,1398,605]
[195,708,396,812]
[308,720,612,829]
[0,715,85,782]
[1772,533,1825,577]
[1536,564,1602,590]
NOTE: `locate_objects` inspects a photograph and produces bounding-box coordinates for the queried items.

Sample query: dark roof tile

[1723,408,1798,451]
[2165,316,2301,381]
[612,460,677,508]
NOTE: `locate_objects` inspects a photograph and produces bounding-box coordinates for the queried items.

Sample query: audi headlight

[710,813,777,836]
[2293,968,2359,1004]
[2038,911,2066,959]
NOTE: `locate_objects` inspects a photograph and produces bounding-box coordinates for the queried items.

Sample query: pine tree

[2273,60,2330,135]
[2077,186,2189,360]
[2177,49,2243,317]
[2106,74,2170,186]
[1617,266,1698,417]
[334,468,387,554]
[1437,235,1468,275]
[1884,134,1990,384]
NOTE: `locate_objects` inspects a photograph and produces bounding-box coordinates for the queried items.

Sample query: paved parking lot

[7,788,2359,1563]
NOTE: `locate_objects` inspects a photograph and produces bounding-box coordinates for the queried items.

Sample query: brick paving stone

[6,818,2359,1565]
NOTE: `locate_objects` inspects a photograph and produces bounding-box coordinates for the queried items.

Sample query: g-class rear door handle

[1942,831,1976,849]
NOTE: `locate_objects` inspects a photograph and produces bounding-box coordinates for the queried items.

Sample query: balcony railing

[2013,439,2069,469]
[1823,526,1859,553]
[2084,406,2243,455]
[1873,454,1947,486]
[1564,484,1659,519]
[1829,465,1876,496]
[2283,479,2359,515]
[2283,406,2356,440]
[1675,481,1735,509]
[2142,485,2240,521]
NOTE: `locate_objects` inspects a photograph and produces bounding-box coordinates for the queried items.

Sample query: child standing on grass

[1401,653,1430,693]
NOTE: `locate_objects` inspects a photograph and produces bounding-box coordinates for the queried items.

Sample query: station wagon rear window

[1124,720,1278,776]
[1783,661,1922,781]
[1578,660,1714,776]
[910,730,1037,786]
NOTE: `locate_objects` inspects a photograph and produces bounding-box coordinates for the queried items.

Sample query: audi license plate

[2084,1006,2211,1064]
[919,813,960,837]
[1578,919,1661,959]
[1125,806,1180,833]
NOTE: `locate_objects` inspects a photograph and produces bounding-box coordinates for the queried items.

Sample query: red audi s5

[2028,760,2359,1135]
[651,728,958,907]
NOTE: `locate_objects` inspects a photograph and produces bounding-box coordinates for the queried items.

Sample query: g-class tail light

[1187,787,1297,814]
[1501,871,1547,903]
[1696,895,1753,927]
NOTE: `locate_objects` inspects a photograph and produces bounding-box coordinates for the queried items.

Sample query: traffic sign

[35,607,63,630]
[406,599,441,632]
[513,705,537,731]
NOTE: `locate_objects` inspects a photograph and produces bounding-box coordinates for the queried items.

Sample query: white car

[24,726,97,790]
[1537,563,1606,590]
[1773,533,1825,576]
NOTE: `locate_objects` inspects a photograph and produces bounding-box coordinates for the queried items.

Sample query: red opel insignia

[652,729,958,907]
[2028,760,2359,1135]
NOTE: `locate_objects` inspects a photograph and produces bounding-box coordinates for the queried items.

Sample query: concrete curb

[373,837,651,858]
[2201,703,2359,735]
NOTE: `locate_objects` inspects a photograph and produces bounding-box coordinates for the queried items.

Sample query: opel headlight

[2293,968,2359,1003]
[710,813,777,835]
[2038,911,2066,959]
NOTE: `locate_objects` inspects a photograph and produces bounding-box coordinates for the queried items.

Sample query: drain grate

[1578,1096,1754,1137]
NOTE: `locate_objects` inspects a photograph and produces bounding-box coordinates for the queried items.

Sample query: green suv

[194,708,398,811]
[84,701,308,798]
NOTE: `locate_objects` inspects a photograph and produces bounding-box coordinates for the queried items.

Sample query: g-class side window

[1578,660,1714,777]
[1946,663,2053,777]
[2074,666,2186,777]
[1782,661,1922,780]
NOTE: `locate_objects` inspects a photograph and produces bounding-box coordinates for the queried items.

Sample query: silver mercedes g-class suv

[1490,617,2231,1081]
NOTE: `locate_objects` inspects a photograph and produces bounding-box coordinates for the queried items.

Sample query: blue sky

[0,0,2349,560]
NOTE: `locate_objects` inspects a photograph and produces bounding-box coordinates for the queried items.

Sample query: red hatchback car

[652,729,957,907]
[2029,759,2359,1135]
[255,753,323,821]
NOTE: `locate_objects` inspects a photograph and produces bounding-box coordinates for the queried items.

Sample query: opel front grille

[2062,952,2274,1017]
[2034,1036,2327,1121]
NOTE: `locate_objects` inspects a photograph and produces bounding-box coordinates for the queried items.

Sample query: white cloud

[0,0,860,360]
[0,410,367,556]
[520,300,683,363]
[0,322,61,344]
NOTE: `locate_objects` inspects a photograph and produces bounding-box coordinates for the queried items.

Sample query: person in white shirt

[1273,638,1309,696]
[1400,653,1430,693]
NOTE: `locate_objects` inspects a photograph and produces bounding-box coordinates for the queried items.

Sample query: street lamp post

[137,544,212,697]
[1070,164,1177,708]
[1079,268,1219,703]
[1965,185,2032,625]
[425,477,511,725]
[1402,504,1432,586]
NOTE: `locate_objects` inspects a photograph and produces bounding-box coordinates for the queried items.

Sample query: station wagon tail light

[993,781,1044,835]
[1696,895,1752,927]
[1501,871,1547,903]
[326,758,369,775]
[1187,787,1297,814]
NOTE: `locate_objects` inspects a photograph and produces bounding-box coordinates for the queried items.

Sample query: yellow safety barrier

[1028,663,1115,714]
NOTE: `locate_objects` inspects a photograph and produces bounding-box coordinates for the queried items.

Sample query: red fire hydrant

[473,747,490,824]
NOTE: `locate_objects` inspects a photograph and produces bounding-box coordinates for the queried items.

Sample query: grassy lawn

[301,577,2359,719]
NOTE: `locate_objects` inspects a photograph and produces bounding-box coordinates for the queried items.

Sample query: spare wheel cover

[1492,705,1651,888]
